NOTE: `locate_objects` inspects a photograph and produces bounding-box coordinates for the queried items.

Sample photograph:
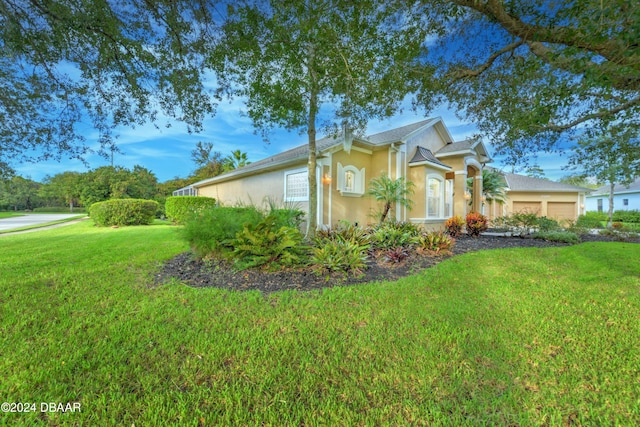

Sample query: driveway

[0,214,86,232]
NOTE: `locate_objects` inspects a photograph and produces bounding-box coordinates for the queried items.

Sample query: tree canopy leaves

[210,0,432,233]
[417,0,640,166]
[0,0,217,174]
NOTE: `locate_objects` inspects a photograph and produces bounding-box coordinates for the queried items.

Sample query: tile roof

[409,146,451,169]
[504,173,592,192]
[589,178,640,195]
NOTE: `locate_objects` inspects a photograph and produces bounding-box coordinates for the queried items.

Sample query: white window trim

[426,174,445,219]
[284,167,309,202]
[337,162,365,197]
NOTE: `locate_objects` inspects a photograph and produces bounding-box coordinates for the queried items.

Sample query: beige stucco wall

[196,164,308,213]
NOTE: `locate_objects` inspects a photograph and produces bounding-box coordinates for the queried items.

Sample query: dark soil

[155,233,638,294]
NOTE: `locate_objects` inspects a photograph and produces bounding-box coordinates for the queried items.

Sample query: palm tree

[224,150,251,172]
[467,169,507,204]
[368,174,415,223]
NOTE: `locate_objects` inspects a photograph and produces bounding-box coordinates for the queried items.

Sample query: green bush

[311,238,369,277]
[533,231,580,244]
[316,220,370,246]
[576,213,604,229]
[230,215,307,270]
[583,211,608,222]
[90,199,158,226]
[268,208,306,229]
[165,196,218,224]
[369,221,420,250]
[181,206,264,257]
[536,216,561,232]
[613,209,640,223]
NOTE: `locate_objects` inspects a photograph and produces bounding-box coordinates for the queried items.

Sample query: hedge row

[585,209,640,223]
[613,209,640,223]
[90,199,158,226]
[165,196,218,224]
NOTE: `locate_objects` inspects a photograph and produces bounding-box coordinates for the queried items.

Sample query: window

[445,179,453,217]
[623,199,629,206]
[427,177,442,218]
[337,163,365,196]
[344,170,355,192]
[284,169,308,201]
[597,199,603,213]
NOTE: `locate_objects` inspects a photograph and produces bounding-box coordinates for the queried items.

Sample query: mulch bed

[155,233,638,294]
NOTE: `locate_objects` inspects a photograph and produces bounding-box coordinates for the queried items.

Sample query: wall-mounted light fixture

[322,173,332,186]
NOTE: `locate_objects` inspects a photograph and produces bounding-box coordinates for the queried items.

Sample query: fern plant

[230,215,307,270]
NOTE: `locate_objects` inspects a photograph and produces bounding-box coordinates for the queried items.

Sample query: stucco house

[178,118,491,229]
[585,178,640,213]
[484,173,591,222]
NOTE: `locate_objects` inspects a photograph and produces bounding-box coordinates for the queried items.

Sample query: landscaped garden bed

[157,232,638,294]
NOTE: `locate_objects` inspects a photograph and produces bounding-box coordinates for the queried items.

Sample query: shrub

[466,212,488,237]
[369,221,420,250]
[268,208,306,229]
[444,216,465,237]
[230,215,307,270]
[583,210,607,222]
[311,238,369,277]
[576,213,604,229]
[536,216,561,232]
[612,222,624,229]
[165,196,218,224]
[181,206,264,257]
[417,231,455,255]
[89,199,158,226]
[533,231,580,244]
[316,220,370,246]
[613,209,640,223]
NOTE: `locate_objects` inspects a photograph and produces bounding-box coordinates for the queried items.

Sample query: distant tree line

[0,147,250,212]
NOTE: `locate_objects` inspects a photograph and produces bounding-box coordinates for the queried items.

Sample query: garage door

[547,202,576,221]
[513,201,541,215]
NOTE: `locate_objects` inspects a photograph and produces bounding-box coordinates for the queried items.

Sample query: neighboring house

[484,173,591,222]
[179,118,491,229]
[585,178,640,213]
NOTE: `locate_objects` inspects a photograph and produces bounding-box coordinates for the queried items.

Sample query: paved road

[0,214,85,232]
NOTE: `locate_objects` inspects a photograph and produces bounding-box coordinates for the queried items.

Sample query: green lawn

[1,221,639,426]
[0,212,23,219]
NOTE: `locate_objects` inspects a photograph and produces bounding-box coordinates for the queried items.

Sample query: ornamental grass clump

[181,206,263,257]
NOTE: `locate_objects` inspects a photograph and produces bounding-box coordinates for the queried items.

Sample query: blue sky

[12,95,572,184]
